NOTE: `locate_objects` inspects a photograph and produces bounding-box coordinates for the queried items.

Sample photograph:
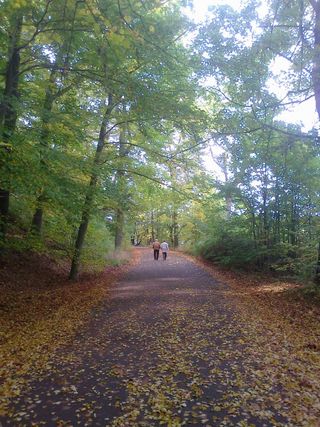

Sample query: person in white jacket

[160,240,169,260]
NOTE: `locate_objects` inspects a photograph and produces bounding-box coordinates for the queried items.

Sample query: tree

[0,0,56,239]
[0,5,23,239]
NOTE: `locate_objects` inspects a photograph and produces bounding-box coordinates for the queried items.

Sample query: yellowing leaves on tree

[127,60,139,73]
[93,23,101,36]
[11,0,28,9]
[108,32,131,50]
[123,15,132,23]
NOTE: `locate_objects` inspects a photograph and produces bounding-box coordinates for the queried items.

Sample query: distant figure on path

[160,240,169,260]
[152,239,160,260]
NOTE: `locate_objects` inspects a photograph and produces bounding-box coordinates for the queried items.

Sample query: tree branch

[17,0,54,51]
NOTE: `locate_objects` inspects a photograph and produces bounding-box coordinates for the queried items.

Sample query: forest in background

[1,0,320,285]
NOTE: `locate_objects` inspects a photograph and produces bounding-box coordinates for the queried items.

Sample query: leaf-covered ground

[1,248,320,426]
[0,250,136,418]
[181,253,320,426]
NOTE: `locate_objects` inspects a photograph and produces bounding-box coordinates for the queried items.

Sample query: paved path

[3,249,288,426]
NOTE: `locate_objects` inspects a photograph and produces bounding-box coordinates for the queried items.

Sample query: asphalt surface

[2,249,288,426]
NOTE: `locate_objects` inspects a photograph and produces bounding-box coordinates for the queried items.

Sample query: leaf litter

[1,248,320,426]
[0,250,138,417]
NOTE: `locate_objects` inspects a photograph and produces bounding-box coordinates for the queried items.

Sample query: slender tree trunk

[31,204,44,233]
[114,126,129,251]
[281,139,289,244]
[168,163,179,249]
[30,0,79,233]
[262,188,268,245]
[134,221,140,245]
[69,96,113,280]
[290,199,297,246]
[69,175,96,280]
[209,148,232,217]
[261,157,270,249]
[172,208,179,249]
[307,198,313,240]
[30,71,56,234]
[311,0,320,118]
[221,152,232,217]
[274,178,281,244]
[315,242,320,284]
[0,14,23,239]
[310,1,320,283]
[0,190,9,238]
[251,210,257,245]
[151,210,155,241]
[114,208,124,251]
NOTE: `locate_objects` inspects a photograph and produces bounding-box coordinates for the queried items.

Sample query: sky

[186,0,242,23]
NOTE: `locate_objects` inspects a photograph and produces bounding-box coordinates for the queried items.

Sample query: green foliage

[1,0,320,288]
[0,0,205,277]
[301,284,320,303]
[199,233,259,269]
[269,243,319,282]
[81,216,115,272]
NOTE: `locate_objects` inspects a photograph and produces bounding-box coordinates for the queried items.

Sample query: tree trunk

[312,1,320,119]
[290,199,297,246]
[172,208,179,249]
[262,187,268,245]
[314,242,320,284]
[0,190,9,240]
[167,162,179,249]
[251,210,257,245]
[69,179,95,280]
[151,210,155,241]
[274,178,281,244]
[221,152,232,217]
[114,208,124,251]
[310,1,320,284]
[0,14,23,239]
[210,148,232,217]
[30,70,56,234]
[31,1,79,234]
[69,96,113,280]
[31,206,44,234]
[114,126,129,251]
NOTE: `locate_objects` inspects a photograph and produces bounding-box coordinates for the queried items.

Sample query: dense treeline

[0,0,205,279]
[1,0,320,284]
[190,0,320,281]
[128,0,320,283]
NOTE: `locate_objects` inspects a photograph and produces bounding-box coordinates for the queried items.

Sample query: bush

[198,234,261,269]
[269,243,317,280]
[195,232,318,279]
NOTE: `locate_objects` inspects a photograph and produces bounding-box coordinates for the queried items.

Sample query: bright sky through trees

[189,0,318,132]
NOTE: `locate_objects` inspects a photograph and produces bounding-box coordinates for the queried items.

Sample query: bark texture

[69,96,113,280]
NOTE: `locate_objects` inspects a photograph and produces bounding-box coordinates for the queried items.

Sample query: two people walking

[152,239,169,260]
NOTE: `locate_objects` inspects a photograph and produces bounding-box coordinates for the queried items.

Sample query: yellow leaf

[124,15,132,23]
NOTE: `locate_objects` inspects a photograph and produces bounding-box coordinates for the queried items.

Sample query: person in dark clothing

[152,239,160,260]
